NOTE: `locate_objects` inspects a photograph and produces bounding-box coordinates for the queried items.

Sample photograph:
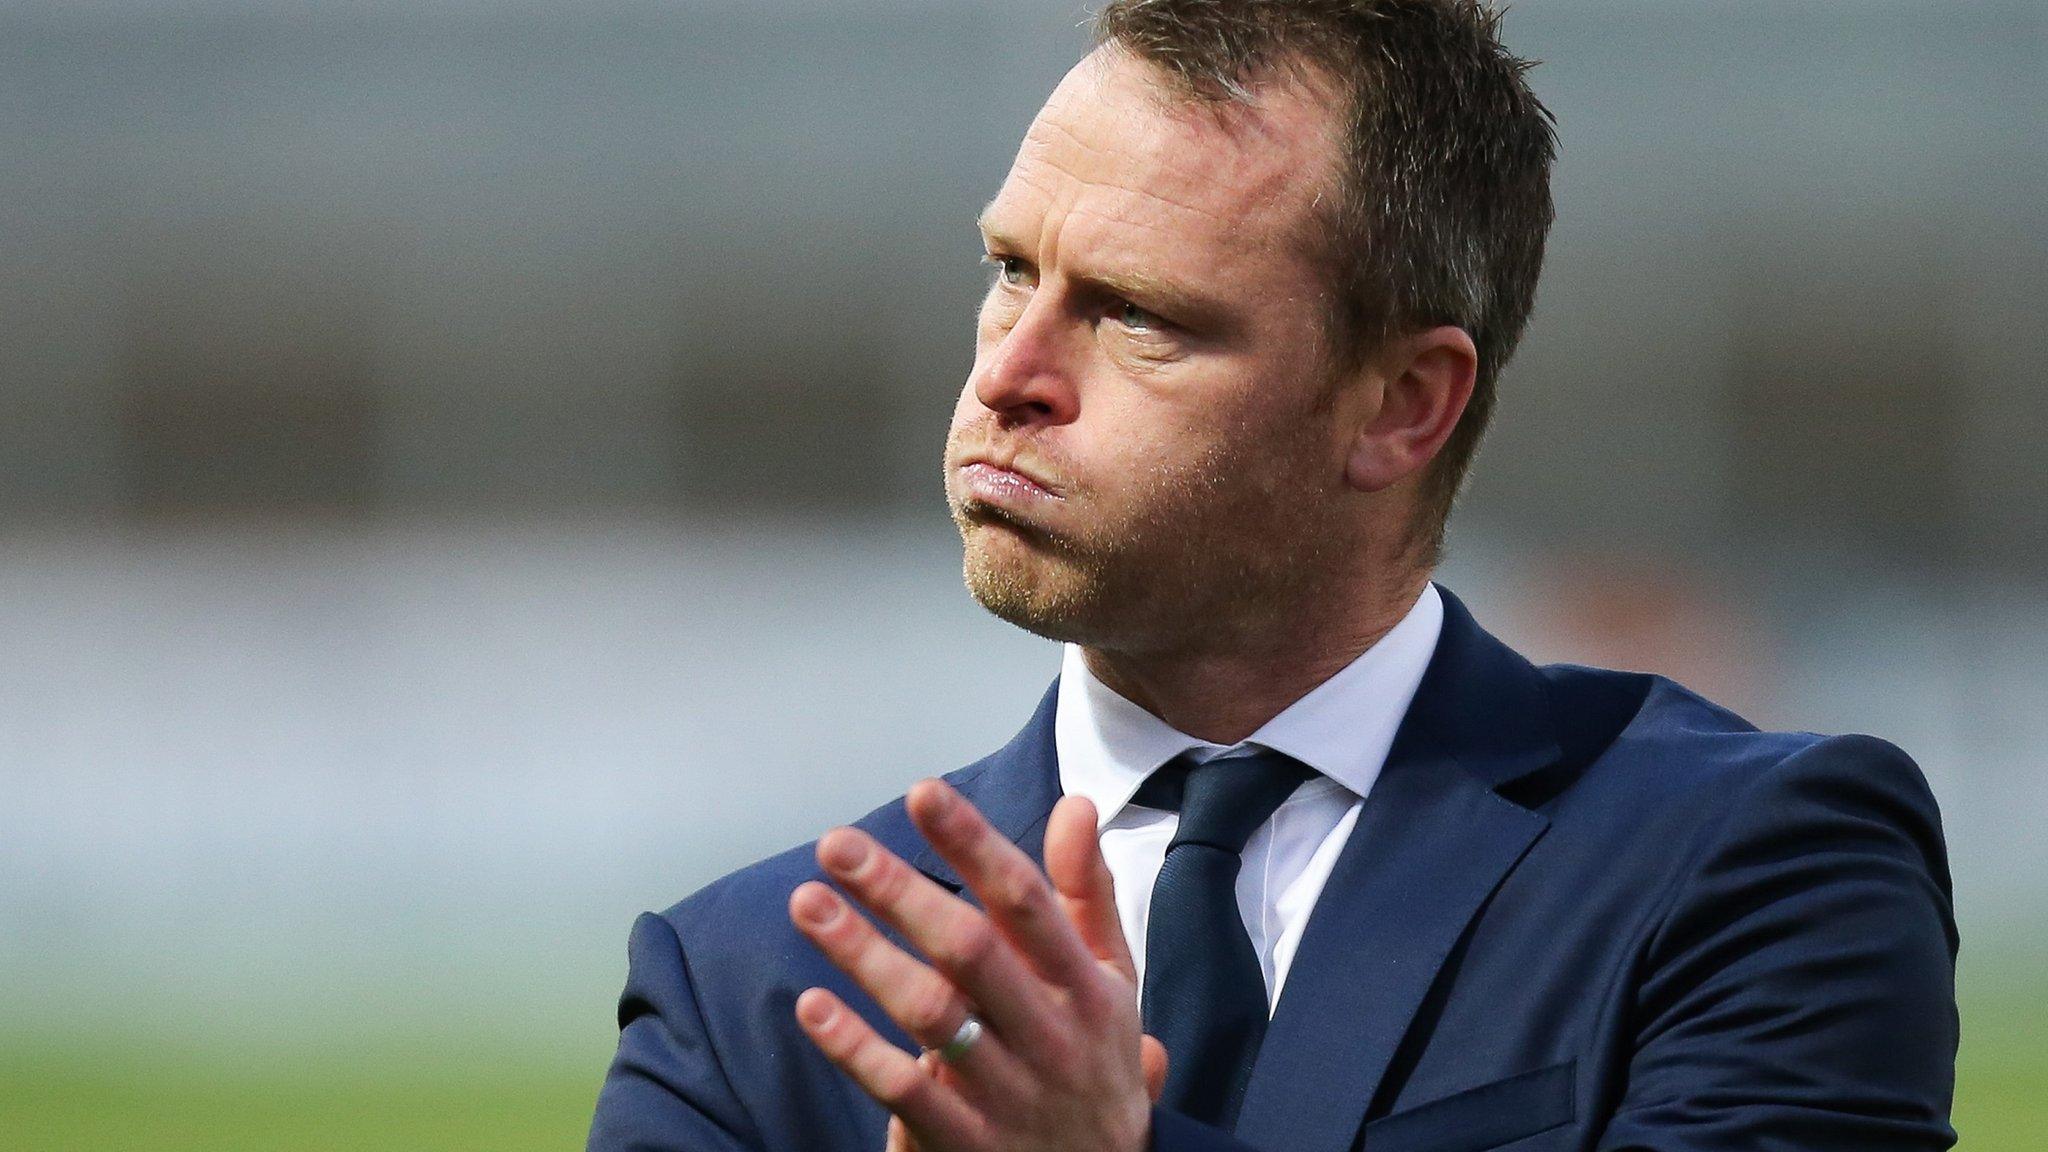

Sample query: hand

[787,779,1170,1152]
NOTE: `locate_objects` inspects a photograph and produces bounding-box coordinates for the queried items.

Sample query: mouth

[955,459,1064,506]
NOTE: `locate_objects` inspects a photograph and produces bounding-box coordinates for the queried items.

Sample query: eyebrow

[975,206,1235,331]
[975,204,1018,253]
[1082,267,1231,330]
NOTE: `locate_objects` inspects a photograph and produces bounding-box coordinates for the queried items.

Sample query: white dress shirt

[1053,583,1443,1013]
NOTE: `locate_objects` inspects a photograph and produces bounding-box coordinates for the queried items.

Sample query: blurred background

[1,0,2042,1147]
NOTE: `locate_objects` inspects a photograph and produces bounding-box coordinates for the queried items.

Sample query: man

[588,2,1959,1150]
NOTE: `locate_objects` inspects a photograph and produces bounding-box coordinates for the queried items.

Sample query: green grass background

[3,962,2039,1150]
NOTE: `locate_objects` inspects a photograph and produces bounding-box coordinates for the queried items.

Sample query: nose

[968,300,1080,428]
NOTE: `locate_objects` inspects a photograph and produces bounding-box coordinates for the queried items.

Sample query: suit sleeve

[587,911,764,1152]
[1594,734,1959,1151]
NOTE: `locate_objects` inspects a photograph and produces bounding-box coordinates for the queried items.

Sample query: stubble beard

[947,419,1349,656]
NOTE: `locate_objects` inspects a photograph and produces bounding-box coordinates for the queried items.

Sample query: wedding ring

[929,1014,984,1063]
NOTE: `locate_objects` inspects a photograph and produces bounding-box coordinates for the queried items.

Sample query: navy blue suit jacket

[588,586,1958,1152]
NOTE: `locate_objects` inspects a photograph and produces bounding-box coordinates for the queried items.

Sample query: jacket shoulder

[1530,663,1949,903]
[1538,661,1926,802]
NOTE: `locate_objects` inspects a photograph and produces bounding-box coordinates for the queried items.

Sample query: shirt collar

[1054,583,1445,828]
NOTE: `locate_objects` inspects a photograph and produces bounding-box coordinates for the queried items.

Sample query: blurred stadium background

[1,0,2042,1147]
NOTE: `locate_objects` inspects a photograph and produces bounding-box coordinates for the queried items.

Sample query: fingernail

[916,780,956,825]
[821,833,869,874]
[793,884,840,927]
[797,991,835,1028]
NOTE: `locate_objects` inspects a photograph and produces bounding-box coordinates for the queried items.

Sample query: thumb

[1142,1034,1169,1103]
[885,1114,918,1152]
[1046,795,1139,982]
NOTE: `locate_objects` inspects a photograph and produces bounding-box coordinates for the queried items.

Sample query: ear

[1341,325,1478,493]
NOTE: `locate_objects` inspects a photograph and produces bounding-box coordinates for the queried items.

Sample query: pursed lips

[956,458,1065,503]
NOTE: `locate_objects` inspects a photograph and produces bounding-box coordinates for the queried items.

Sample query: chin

[959,524,1107,645]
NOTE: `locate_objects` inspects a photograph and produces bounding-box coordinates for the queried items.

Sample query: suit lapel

[910,678,1063,894]
[1233,586,1561,1152]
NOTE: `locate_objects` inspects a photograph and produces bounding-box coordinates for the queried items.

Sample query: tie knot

[1133,749,1315,854]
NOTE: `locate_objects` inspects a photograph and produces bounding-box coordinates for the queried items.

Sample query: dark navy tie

[1135,748,1315,1130]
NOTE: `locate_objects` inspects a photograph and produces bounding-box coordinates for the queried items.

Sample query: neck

[1080,573,1432,745]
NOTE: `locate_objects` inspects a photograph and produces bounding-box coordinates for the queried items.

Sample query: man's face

[944,49,1360,653]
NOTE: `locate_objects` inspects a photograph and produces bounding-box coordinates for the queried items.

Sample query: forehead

[984,49,1341,276]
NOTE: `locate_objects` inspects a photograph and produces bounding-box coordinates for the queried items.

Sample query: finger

[1044,794,1139,983]
[907,779,1103,993]
[789,881,1037,1111]
[1141,1034,1169,1103]
[814,825,1064,1058]
[918,1048,959,1094]
[899,1052,948,1152]
[795,987,982,1147]
[789,881,982,1053]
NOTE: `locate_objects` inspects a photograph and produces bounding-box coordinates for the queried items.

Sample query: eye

[1114,301,1160,331]
[986,254,1030,287]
